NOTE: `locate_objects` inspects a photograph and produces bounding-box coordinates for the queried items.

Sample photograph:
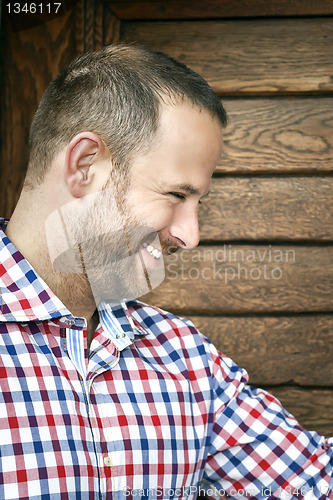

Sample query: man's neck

[86,310,100,349]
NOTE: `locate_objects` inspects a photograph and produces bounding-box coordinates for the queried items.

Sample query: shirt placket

[85,377,113,499]
[87,341,122,499]
[64,322,118,499]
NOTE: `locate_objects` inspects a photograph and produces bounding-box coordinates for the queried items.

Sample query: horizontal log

[188,314,333,386]
[141,245,333,314]
[218,97,333,173]
[121,18,333,94]
[261,387,333,436]
[199,176,333,241]
[107,0,333,20]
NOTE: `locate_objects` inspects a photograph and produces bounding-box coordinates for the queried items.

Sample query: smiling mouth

[142,242,162,259]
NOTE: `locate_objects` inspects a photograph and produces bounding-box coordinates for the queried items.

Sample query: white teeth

[143,243,161,259]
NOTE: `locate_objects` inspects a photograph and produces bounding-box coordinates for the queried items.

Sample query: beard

[45,179,170,305]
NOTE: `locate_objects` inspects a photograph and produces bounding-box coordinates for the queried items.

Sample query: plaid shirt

[0,219,332,500]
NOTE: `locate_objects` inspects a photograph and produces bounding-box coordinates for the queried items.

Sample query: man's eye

[168,192,203,205]
[169,192,186,200]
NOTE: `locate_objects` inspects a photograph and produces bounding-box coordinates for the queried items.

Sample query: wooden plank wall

[107,4,333,435]
[1,0,332,436]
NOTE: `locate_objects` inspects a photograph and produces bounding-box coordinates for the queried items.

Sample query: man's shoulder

[126,298,226,363]
[126,300,249,393]
[126,299,219,377]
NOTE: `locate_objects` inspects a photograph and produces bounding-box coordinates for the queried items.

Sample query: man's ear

[64,132,108,198]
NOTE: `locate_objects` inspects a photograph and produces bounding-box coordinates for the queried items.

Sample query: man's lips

[139,234,179,258]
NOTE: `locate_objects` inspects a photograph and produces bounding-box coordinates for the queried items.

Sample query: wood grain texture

[0,8,80,216]
[188,314,333,386]
[199,176,333,241]
[106,0,333,20]
[83,0,104,51]
[218,97,333,173]
[141,245,333,314]
[103,1,122,44]
[121,17,333,95]
[75,0,85,54]
[261,387,333,436]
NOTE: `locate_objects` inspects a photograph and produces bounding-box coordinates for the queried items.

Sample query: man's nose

[169,203,200,250]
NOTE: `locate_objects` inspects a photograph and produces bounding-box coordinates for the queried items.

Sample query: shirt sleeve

[199,334,333,500]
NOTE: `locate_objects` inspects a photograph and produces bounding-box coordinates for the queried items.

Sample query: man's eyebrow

[167,183,210,197]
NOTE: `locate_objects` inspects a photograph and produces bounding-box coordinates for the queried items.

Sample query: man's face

[124,101,223,264]
[46,102,223,304]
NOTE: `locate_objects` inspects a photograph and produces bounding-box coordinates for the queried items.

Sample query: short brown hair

[26,44,227,185]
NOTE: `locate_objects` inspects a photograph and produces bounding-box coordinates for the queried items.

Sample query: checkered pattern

[0,221,332,499]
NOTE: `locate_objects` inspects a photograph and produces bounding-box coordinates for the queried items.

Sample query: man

[0,44,332,499]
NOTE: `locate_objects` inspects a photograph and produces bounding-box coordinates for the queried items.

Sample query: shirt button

[104,455,112,467]
[116,332,126,339]
[66,319,75,326]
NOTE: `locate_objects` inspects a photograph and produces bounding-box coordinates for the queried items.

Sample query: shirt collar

[98,300,148,351]
[0,222,72,323]
[0,220,148,348]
